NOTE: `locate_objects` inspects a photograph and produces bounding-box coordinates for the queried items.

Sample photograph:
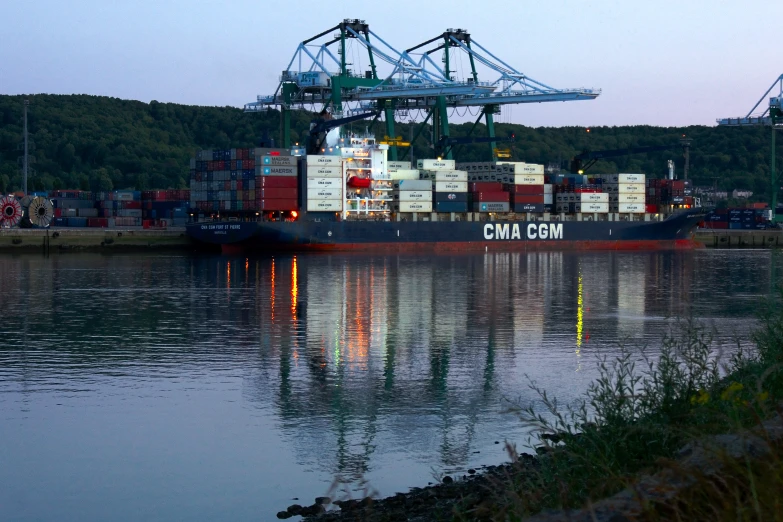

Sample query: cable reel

[28,197,54,227]
[0,196,23,228]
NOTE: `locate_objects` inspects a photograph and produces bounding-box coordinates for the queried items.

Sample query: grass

[464,296,783,521]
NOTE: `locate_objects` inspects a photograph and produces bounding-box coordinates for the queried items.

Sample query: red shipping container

[258,198,299,211]
[469,182,503,192]
[122,201,142,209]
[505,184,545,194]
[474,191,510,203]
[511,195,545,204]
[645,204,659,213]
[259,188,298,199]
[257,176,298,188]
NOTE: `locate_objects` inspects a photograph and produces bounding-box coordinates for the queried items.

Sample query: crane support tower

[718,74,783,215]
[245,20,600,161]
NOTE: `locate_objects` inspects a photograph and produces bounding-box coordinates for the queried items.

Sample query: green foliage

[489,303,783,519]
[0,94,777,195]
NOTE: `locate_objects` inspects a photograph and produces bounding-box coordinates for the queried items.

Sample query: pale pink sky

[2,0,781,127]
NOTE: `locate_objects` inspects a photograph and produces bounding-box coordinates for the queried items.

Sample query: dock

[0,228,193,252]
[695,229,783,248]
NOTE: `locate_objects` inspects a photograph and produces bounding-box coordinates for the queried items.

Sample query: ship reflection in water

[0,251,774,521]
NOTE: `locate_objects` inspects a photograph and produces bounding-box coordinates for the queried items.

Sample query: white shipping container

[544,194,553,205]
[393,179,432,191]
[306,155,342,167]
[307,199,343,212]
[307,166,342,178]
[611,193,646,204]
[394,201,433,213]
[417,159,456,170]
[575,202,610,213]
[395,190,432,202]
[307,177,343,189]
[604,183,645,193]
[310,188,343,200]
[389,169,420,180]
[499,162,545,174]
[512,174,545,185]
[435,181,468,192]
[435,170,468,182]
[607,173,646,184]
[612,203,646,213]
[388,161,411,170]
[579,193,609,203]
[543,184,553,194]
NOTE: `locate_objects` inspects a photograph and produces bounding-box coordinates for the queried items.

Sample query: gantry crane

[245,20,600,161]
[718,74,783,214]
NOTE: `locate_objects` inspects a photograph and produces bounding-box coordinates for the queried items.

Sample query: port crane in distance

[717,74,783,215]
[569,137,692,175]
[433,133,516,160]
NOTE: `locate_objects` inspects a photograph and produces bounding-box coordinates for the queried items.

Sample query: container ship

[185,132,704,254]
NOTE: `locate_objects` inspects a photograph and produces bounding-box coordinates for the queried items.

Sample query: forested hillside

[0,94,776,197]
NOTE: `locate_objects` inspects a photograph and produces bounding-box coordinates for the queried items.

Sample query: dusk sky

[2,0,782,127]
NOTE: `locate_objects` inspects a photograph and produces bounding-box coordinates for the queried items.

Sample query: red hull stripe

[222,239,704,254]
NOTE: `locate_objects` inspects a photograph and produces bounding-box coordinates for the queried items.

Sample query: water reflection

[0,251,775,521]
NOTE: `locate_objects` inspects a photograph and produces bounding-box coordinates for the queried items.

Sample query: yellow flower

[720,382,744,401]
[757,391,769,403]
[691,389,710,405]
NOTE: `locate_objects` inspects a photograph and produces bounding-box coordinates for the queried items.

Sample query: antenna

[23,100,29,195]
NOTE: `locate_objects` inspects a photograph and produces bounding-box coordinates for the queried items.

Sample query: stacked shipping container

[305,155,341,212]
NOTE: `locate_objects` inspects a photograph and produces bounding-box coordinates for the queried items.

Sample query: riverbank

[298,313,783,521]
[0,228,193,252]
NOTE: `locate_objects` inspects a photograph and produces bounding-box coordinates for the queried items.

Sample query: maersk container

[393,179,432,191]
[306,166,342,178]
[435,201,469,213]
[434,181,467,193]
[511,174,545,185]
[473,202,510,213]
[310,188,342,200]
[307,177,342,190]
[394,190,432,202]
[394,201,433,213]
[262,166,297,177]
[306,155,341,167]
[307,199,343,212]
[417,159,455,170]
[262,156,298,166]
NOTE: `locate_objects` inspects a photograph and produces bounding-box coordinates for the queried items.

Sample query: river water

[0,250,778,521]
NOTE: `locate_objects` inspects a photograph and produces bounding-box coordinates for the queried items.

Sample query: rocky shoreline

[276,452,541,521]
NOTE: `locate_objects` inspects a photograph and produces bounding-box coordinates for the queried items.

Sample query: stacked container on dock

[94,191,143,227]
[141,190,190,227]
[50,190,95,226]
[701,208,770,230]
[305,155,341,213]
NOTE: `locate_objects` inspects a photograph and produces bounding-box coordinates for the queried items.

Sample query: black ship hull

[187,210,705,253]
